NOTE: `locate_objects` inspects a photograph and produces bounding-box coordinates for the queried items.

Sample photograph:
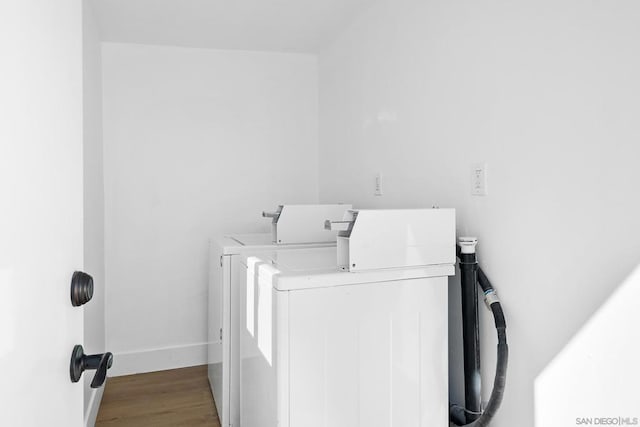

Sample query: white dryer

[208,204,351,427]
[240,208,456,427]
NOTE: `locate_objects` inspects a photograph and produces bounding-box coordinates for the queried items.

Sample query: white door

[0,1,85,426]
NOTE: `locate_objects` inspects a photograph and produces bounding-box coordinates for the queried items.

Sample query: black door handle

[70,271,93,307]
[70,345,113,388]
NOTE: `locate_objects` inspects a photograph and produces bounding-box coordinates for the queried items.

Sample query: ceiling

[91,0,377,53]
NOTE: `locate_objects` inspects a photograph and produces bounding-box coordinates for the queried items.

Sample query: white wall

[82,1,105,424]
[318,0,640,425]
[102,43,319,375]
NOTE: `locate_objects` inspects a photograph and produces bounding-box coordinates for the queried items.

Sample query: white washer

[208,200,354,427]
[208,234,338,427]
[208,204,351,427]
[239,246,454,427]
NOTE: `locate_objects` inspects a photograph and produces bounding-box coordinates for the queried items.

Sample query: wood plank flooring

[96,365,220,427]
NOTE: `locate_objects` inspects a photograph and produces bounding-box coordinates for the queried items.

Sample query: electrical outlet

[374,173,383,196]
[471,163,488,196]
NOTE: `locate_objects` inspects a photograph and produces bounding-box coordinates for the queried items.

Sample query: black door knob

[70,271,93,306]
[70,345,113,388]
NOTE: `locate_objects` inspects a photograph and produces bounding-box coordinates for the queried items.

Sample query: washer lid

[230,233,273,247]
[245,247,455,291]
[214,233,335,255]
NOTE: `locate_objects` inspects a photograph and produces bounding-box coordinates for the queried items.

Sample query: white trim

[108,342,208,377]
[84,386,104,427]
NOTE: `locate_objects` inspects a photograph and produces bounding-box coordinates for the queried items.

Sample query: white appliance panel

[339,209,456,271]
[274,204,352,244]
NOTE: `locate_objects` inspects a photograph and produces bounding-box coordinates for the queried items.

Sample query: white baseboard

[84,386,104,427]
[108,342,208,377]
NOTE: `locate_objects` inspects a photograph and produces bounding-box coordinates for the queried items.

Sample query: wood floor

[96,365,220,427]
